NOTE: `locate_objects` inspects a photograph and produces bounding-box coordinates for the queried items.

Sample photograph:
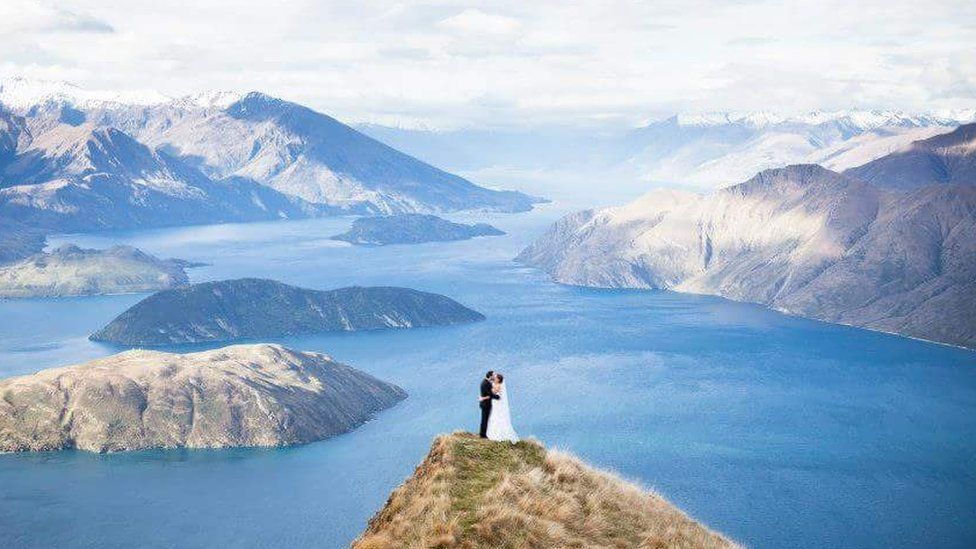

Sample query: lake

[1,206,974,548]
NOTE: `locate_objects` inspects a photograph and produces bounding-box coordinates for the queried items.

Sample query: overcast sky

[2,0,974,129]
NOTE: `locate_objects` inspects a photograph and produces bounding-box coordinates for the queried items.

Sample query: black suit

[479,377,499,438]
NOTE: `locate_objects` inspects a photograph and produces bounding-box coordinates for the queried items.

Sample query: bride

[486,373,519,443]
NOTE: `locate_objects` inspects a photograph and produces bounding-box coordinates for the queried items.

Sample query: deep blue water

[1,208,974,549]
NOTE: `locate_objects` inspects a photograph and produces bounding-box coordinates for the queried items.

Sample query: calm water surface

[1,207,974,548]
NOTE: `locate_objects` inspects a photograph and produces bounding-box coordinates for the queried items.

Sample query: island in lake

[0,244,198,298]
[91,278,485,345]
[331,213,505,246]
[354,433,740,548]
[0,344,406,453]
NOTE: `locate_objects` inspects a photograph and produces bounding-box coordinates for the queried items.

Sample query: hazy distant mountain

[845,123,976,191]
[91,278,485,345]
[0,77,539,221]
[0,245,194,298]
[519,154,976,348]
[622,110,976,188]
[331,214,504,246]
[0,344,406,452]
[361,110,974,195]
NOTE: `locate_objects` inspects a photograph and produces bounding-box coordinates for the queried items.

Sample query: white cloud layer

[1,0,974,129]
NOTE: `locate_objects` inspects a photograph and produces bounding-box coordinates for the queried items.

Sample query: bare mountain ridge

[0,78,539,230]
[519,126,976,348]
[846,123,976,190]
[0,112,331,231]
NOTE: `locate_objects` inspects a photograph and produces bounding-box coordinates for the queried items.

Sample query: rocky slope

[0,78,539,226]
[0,344,406,453]
[0,244,194,298]
[331,214,504,246]
[354,433,739,548]
[0,218,45,264]
[91,278,485,345]
[518,164,976,349]
[846,123,976,191]
[0,116,331,232]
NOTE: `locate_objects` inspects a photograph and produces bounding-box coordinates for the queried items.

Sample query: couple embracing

[478,370,519,442]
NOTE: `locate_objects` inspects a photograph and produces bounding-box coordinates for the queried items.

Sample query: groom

[478,370,500,438]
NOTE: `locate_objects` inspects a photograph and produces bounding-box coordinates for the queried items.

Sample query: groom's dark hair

[485,370,494,379]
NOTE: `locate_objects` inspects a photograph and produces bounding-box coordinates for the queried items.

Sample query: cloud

[48,9,115,34]
[439,9,520,35]
[0,2,115,35]
[0,0,973,129]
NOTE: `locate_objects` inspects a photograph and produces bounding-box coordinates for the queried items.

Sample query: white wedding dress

[486,383,519,443]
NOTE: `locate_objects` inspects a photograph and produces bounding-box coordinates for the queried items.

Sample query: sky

[1,0,975,129]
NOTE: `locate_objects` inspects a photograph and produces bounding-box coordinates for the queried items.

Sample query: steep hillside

[519,164,976,348]
[354,433,739,548]
[0,120,329,231]
[846,123,976,190]
[0,78,540,217]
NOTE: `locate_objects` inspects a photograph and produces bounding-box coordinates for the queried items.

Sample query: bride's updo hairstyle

[495,374,504,383]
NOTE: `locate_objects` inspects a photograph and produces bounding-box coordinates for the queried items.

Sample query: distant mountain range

[360,109,976,196]
[0,77,540,236]
[519,124,976,349]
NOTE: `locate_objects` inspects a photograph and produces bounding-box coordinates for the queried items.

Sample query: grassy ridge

[354,432,740,548]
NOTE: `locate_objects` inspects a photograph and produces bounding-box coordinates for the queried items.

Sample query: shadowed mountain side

[846,123,976,191]
[0,122,333,232]
[519,164,976,349]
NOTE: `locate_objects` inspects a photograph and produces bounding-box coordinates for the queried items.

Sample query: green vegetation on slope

[354,432,739,549]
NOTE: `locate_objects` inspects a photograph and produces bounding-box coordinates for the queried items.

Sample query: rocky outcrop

[90,278,485,345]
[518,164,976,349]
[354,433,739,548]
[331,214,504,246]
[0,344,406,453]
[0,244,194,298]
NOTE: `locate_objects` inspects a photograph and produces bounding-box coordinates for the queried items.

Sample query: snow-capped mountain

[0,77,540,229]
[627,110,976,188]
[518,127,976,349]
[359,109,973,204]
[0,76,169,110]
[0,115,328,232]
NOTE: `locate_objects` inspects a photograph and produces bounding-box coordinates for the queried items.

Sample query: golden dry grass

[353,432,742,549]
